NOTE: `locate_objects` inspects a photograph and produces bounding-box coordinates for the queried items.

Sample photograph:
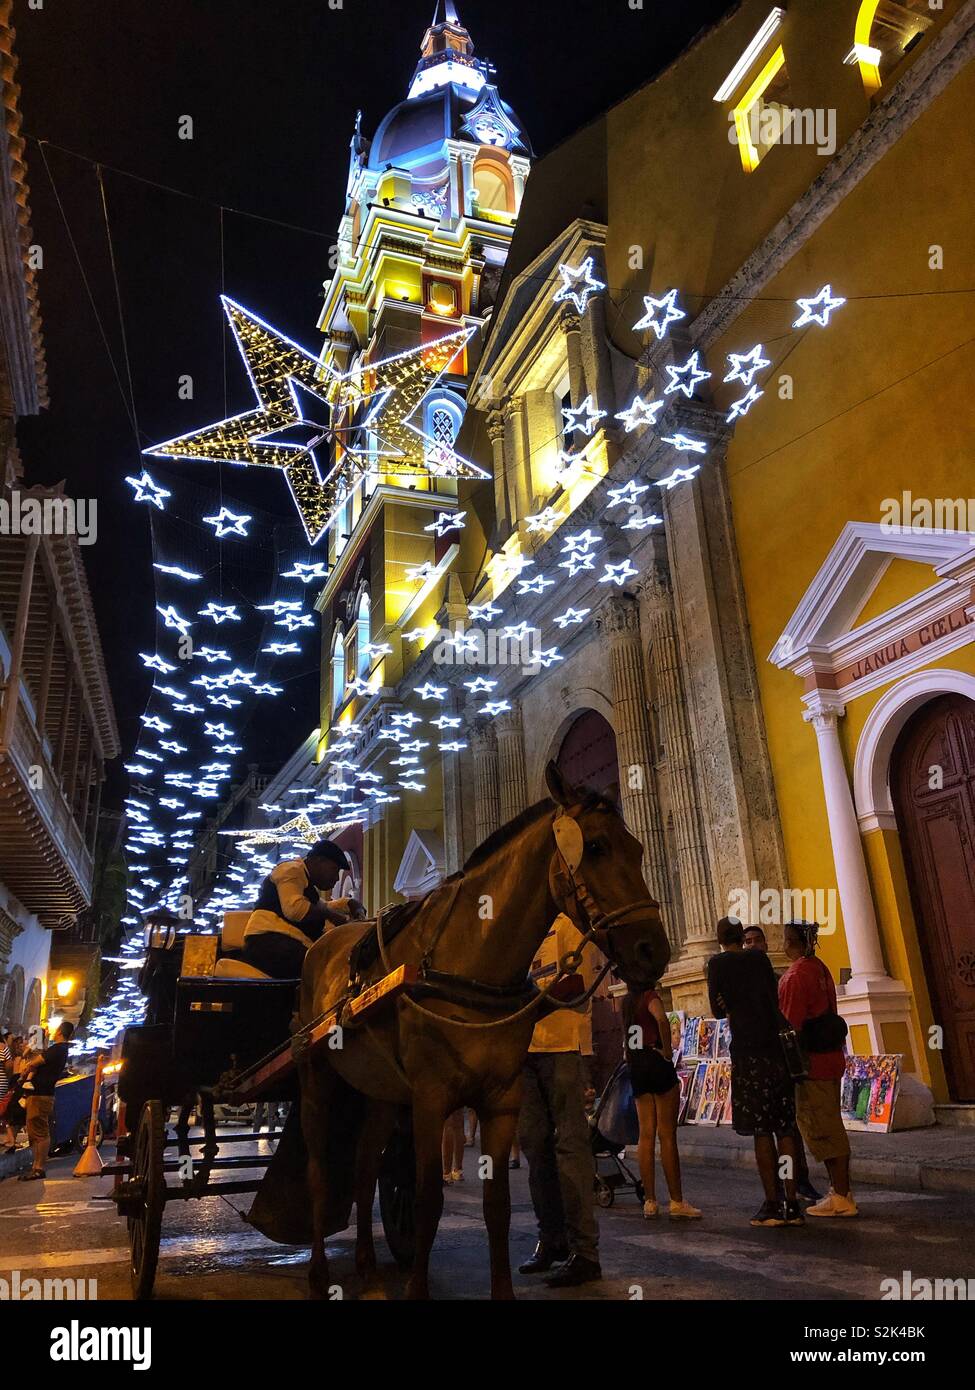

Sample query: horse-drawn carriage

[105,910,418,1299]
[107,766,673,1301]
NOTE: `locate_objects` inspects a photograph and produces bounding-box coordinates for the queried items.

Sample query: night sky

[13,0,734,802]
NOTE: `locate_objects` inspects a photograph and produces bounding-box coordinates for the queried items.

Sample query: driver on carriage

[242,840,366,980]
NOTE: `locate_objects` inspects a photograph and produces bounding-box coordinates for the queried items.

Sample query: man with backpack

[779,920,857,1218]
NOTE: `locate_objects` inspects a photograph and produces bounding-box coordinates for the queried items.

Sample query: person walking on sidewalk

[17,1022,74,1181]
[707,917,804,1229]
[623,983,701,1221]
[779,921,857,1219]
[518,912,601,1288]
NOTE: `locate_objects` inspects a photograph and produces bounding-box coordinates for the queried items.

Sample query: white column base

[839,975,922,1071]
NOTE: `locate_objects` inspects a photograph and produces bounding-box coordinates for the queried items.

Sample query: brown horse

[297,761,671,1299]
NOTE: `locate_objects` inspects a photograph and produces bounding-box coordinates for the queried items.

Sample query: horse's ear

[545,760,573,807]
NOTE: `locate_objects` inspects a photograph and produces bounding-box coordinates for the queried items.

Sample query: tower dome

[365,2,531,175]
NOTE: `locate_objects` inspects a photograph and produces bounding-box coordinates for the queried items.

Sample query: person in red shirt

[778,922,857,1218]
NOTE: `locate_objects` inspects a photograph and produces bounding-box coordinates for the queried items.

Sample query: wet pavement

[2,1133,974,1301]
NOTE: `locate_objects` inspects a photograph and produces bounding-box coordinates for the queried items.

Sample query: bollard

[73,1053,105,1176]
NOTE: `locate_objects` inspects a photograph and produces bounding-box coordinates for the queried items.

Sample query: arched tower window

[356,590,371,677]
[331,624,346,713]
[423,391,465,473]
[849,0,934,94]
[473,156,514,214]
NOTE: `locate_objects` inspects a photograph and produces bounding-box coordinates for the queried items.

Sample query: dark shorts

[731,1051,797,1139]
[243,932,306,980]
[628,1049,679,1098]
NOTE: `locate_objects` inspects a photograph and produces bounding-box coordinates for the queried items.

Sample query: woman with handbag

[623,985,701,1221]
[779,921,857,1218]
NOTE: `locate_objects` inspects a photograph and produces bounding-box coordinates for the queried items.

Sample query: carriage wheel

[378,1123,416,1269]
[128,1100,166,1300]
[594,1176,615,1208]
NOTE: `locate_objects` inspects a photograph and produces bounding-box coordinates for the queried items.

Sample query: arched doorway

[556,709,620,802]
[891,693,975,1101]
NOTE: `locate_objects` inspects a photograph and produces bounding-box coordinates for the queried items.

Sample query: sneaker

[442,1171,454,1185]
[544,1254,602,1288]
[750,1200,785,1227]
[782,1199,805,1226]
[797,1180,823,1204]
[450,1168,464,1183]
[669,1199,702,1219]
[806,1188,858,1218]
[642,1199,659,1219]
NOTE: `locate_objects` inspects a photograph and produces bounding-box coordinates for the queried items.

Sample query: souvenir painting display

[840,1054,901,1132]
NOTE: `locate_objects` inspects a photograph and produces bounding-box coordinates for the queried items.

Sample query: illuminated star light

[660,433,708,454]
[794,285,846,329]
[664,350,712,399]
[538,648,563,669]
[203,507,251,538]
[553,607,590,629]
[402,624,437,643]
[561,529,599,553]
[464,677,497,695]
[432,714,463,730]
[657,464,701,490]
[558,552,597,578]
[196,646,230,664]
[126,470,170,509]
[727,386,764,423]
[199,602,241,625]
[424,510,466,537]
[622,514,663,531]
[415,682,447,700]
[599,559,639,587]
[439,741,467,752]
[283,561,329,584]
[173,702,205,713]
[562,396,607,438]
[502,621,533,642]
[263,641,301,655]
[607,479,650,508]
[480,700,512,718]
[390,712,422,728]
[463,608,500,633]
[405,562,437,585]
[141,714,171,733]
[257,600,302,617]
[553,257,606,315]
[364,641,393,658]
[141,653,176,675]
[615,395,665,433]
[517,573,555,596]
[724,344,771,388]
[632,288,685,341]
[156,605,193,638]
[277,612,315,632]
[524,507,561,535]
[154,563,201,581]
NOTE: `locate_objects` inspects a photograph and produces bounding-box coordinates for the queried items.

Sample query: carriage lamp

[55,975,78,1000]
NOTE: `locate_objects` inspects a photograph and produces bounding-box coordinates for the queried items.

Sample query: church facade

[292,0,975,1106]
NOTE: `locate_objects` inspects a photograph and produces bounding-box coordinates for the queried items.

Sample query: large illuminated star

[219,812,348,847]
[145,298,487,545]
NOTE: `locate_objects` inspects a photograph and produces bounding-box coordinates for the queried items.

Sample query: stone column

[653,401,788,909]
[581,273,615,419]
[495,705,529,825]
[0,533,39,746]
[593,595,670,907]
[560,305,588,409]
[509,155,530,214]
[486,404,509,532]
[642,566,715,943]
[441,692,464,876]
[803,698,888,986]
[470,718,500,849]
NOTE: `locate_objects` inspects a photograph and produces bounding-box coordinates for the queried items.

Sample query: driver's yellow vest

[528,913,597,1055]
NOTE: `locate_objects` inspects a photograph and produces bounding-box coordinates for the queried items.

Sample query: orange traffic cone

[73,1054,105,1176]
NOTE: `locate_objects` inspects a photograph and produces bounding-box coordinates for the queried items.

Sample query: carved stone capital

[594,592,641,639]
[469,717,498,755]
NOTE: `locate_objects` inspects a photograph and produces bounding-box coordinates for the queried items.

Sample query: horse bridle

[359,804,657,1031]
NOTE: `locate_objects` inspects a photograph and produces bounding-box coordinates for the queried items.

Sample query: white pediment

[393,828,445,900]
[770,522,975,671]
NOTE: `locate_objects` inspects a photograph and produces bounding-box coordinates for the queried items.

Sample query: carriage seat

[213,910,272,980]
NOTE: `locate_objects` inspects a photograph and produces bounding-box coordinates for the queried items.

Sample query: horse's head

[544,761,671,990]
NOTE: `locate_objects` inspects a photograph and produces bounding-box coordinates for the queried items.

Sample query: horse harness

[342,802,654,1032]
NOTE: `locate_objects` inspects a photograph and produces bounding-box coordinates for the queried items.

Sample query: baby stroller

[589,1061,644,1208]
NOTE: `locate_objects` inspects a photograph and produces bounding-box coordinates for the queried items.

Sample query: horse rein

[362,804,651,1032]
